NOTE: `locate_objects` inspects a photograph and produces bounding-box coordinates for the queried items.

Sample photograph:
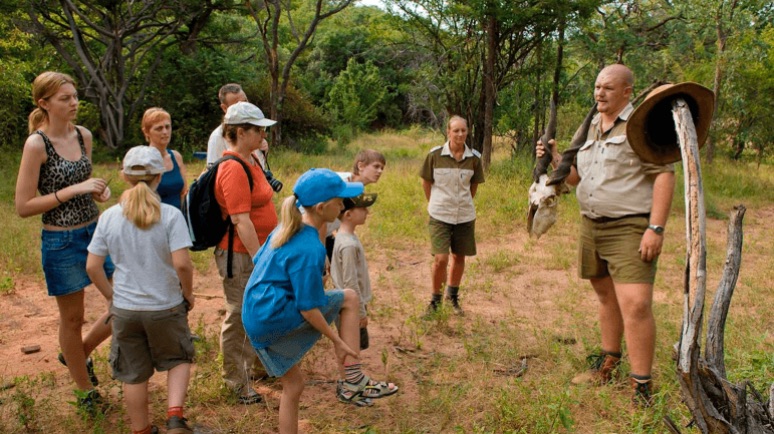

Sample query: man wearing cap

[207,83,270,171]
[538,64,675,405]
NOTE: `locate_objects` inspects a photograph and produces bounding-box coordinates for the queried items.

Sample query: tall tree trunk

[708,0,740,163]
[481,12,497,171]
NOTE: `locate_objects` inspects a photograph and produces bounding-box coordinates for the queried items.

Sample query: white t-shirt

[88,203,193,311]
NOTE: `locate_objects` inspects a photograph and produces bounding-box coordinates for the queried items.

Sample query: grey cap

[122,146,166,176]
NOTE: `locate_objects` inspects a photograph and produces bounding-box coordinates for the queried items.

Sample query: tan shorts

[578,215,657,284]
[428,217,476,256]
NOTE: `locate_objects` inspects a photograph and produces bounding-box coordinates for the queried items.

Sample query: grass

[1,130,773,433]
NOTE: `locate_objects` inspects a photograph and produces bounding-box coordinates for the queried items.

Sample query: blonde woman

[141,107,188,209]
[15,71,112,412]
[87,146,195,434]
[242,169,398,434]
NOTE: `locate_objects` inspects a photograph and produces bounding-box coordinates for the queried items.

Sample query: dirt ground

[1,204,772,432]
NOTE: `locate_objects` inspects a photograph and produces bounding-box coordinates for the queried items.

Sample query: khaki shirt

[330,232,371,319]
[419,142,485,224]
[575,103,674,219]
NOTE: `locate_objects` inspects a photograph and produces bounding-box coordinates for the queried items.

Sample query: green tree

[387,0,597,169]
[325,58,388,143]
[20,0,230,149]
[245,0,355,147]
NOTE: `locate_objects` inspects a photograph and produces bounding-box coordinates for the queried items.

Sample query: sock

[445,286,459,299]
[630,373,651,383]
[167,406,184,419]
[133,425,154,434]
[344,362,365,385]
[431,293,442,305]
[602,350,622,359]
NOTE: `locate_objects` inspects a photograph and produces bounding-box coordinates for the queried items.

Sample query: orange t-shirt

[214,151,278,253]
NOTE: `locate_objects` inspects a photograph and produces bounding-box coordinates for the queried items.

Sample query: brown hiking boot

[630,377,654,407]
[571,351,621,385]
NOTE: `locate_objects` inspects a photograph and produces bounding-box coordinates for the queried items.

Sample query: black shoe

[75,389,104,418]
[445,296,464,316]
[59,352,99,387]
[166,415,193,434]
[422,300,440,319]
[237,389,263,405]
[359,326,369,350]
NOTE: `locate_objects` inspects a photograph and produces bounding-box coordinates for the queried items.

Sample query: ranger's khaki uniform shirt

[575,103,674,220]
[419,142,485,224]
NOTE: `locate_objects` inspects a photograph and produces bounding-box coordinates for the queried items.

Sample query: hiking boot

[58,352,99,387]
[570,351,621,385]
[166,415,193,434]
[422,299,441,319]
[445,295,464,316]
[631,377,654,407]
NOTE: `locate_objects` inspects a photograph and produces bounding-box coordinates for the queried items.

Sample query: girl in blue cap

[242,168,398,434]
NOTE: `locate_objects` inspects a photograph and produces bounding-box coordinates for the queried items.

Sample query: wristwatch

[647,224,665,235]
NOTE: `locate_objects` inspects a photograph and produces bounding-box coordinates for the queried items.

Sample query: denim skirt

[255,289,344,377]
[41,221,115,297]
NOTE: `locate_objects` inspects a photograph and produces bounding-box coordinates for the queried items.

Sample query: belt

[586,213,650,224]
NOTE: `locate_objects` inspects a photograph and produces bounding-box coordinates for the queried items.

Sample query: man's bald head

[594,64,634,117]
[598,64,634,87]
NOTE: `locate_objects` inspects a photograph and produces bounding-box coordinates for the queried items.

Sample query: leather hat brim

[627,82,715,164]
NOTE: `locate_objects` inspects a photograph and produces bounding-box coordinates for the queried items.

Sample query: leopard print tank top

[37,128,99,227]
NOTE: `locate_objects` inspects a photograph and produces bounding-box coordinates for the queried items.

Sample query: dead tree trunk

[673,97,774,434]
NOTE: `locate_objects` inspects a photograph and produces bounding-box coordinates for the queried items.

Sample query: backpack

[182,155,253,278]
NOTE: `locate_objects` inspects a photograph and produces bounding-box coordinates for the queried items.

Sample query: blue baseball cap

[293,168,364,207]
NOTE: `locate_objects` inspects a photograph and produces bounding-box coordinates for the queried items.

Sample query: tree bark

[674,96,773,433]
[481,12,497,171]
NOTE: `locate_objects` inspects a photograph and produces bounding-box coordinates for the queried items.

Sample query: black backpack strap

[218,155,254,278]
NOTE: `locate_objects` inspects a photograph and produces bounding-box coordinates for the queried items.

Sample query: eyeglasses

[258,126,270,133]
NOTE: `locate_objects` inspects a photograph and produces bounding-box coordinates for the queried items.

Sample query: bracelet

[54,190,64,204]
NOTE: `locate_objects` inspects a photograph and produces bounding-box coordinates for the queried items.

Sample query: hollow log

[673,97,774,433]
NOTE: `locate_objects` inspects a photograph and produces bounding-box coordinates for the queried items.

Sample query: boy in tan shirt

[330,193,377,349]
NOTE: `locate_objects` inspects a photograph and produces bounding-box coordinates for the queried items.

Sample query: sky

[357,0,386,9]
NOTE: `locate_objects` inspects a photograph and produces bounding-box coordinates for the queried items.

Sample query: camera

[263,170,283,192]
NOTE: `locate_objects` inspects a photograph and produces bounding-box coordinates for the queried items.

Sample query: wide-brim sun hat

[224,101,277,127]
[123,145,166,176]
[627,82,714,164]
[294,168,364,207]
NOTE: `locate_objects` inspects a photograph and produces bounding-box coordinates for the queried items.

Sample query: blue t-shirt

[157,149,184,209]
[242,224,328,349]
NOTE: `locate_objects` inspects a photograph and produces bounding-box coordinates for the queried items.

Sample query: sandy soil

[1,204,772,432]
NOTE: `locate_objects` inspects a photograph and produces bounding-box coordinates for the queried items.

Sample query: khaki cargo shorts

[578,215,657,284]
[428,217,477,256]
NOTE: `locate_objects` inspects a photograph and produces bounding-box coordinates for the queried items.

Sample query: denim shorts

[41,221,115,297]
[109,302,194,384]
[255,289,345,377]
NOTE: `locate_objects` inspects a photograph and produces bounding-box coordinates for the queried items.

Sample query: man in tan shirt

[539,64,675,406]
